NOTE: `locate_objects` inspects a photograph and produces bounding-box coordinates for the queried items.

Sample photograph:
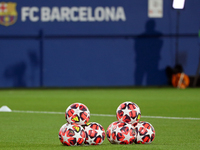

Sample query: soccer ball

[116,101,141,124]
[134,121,155,144]
[106,121,120,144]
[58,123,86,146]
[65,103,90,125]
[83,122,105,145]
[111,122,136,144]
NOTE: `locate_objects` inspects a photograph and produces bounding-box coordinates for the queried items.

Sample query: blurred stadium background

[0,0,200,88]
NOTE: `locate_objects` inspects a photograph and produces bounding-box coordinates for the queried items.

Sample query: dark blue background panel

[158,36,200,76]
[43,37,172,87]
[0,0,199,88]
[177,37,200,75]
[0,40,40,87]
[0,37,199,88]
[0,0,199,35]
[43,38,135,87]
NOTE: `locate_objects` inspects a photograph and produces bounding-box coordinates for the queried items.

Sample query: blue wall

[0,0,199,87]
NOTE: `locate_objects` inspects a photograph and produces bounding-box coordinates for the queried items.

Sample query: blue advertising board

[0,0,199,35]
[0,0,199,87]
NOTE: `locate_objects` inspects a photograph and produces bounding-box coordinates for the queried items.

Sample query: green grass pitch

[0,87,200,150]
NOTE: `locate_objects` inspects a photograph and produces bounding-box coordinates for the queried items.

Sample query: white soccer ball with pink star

[58,123,86,146]
[111,122,136,144]
[106,121,120,144]
[65,103,90,125]
[133,121,155,144]
[83,122,105,145]
[116,101,141,124]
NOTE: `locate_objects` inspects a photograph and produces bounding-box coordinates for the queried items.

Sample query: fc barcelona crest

[0,2,17,26]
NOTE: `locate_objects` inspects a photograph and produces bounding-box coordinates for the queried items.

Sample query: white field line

[10,110,200,120]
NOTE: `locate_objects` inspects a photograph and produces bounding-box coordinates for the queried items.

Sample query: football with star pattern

[58,123,86,146]
[133,121,155,144]
[65,103,90,125]
[83,122,105,145]
[116,101,141,124]
[111,122,136,144]
[106,121,120,144]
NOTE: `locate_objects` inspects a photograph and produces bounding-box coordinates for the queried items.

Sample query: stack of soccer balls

[58,102,105,146]
[107,101,155,144]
